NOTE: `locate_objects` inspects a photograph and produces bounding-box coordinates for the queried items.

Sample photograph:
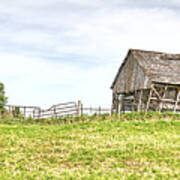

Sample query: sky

[0,0,180,108]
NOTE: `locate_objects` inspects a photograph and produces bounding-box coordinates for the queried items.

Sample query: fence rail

[82,107,111,115]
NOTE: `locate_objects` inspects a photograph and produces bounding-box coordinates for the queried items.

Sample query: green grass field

[0,116,180,179]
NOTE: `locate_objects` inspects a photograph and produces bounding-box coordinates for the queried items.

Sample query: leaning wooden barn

[111,49,180,113]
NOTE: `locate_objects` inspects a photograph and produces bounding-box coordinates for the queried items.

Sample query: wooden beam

[152,86,162,100]
[174,90,180,113]
[153,83,180,90]
[146,87,153,112]
[159,86,168,112]
[150,97,176,103]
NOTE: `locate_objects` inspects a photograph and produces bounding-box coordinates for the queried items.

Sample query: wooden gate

[34,102,79,119]
[6,101,80,119]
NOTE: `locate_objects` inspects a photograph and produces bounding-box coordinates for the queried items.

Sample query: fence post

[111,105,113,116]
[54,108,57,119]
[77,100,82,116]
[38,109,41,120]
[33,109,35,119]
[99,106,101,115]
[81,103,83,116]
[24,107,26,119]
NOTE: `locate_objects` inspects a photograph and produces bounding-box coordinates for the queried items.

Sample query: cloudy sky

[0,0,180,108]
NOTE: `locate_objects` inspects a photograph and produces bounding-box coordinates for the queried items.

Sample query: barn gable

[112,50,151,94]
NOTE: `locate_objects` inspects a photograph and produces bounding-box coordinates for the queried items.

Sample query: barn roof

[111,49,180,89]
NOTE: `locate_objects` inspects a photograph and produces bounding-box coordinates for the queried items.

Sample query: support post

[118,102,121,118]
[138,90,143,112]
[132,92,136,112]
[111,93,115,115]
[146,88,153,112]
[118,94,123,118]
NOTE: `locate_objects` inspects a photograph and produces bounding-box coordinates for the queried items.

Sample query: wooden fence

[81,106,111,115]
[5,101,111,119]
[5,105,40,119]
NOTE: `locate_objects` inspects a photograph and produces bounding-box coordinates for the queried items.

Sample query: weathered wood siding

[113,54,151,94]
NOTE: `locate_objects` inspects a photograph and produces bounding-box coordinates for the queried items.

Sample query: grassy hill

[0,114,180,179]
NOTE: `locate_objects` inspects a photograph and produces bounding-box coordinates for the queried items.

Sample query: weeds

[0,111,180,125]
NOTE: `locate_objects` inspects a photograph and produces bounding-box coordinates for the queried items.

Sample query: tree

[0,82,8,112]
